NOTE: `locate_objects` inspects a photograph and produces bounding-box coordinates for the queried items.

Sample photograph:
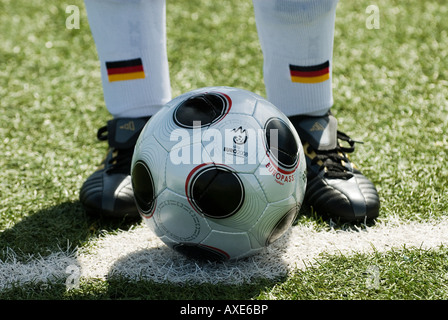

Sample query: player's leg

[80,0,170,218]
[253,0,380,222]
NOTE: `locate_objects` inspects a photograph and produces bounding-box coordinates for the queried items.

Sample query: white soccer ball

[131,86,306,261]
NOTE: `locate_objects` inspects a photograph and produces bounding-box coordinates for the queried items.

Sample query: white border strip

[1,216,448,289]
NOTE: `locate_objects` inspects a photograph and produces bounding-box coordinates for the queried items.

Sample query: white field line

[1,216,448,289]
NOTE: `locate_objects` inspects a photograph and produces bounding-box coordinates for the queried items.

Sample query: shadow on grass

[0,201,283,299]
[0,201,139,260]
[0,200,376,300]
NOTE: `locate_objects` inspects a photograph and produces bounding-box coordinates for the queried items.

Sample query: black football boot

[289,113,380,222]
[80,117,150,219]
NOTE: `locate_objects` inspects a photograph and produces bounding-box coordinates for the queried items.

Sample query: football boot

[289,113,380,222]
[80,117,150,219]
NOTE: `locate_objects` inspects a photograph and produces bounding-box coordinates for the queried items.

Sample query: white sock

[84,0,171,118]
[253,0,339,117]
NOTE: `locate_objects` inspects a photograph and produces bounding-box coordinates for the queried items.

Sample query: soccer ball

[131,86,306,261]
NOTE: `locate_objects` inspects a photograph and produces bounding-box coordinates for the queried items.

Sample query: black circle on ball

[266,206,298,245]
[264,117,299,170]
[189,165,244,219]
[173,92,228,128]
[173,243,229,261]
[131,160,156,215]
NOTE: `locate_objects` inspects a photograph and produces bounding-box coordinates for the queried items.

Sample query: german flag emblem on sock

[106,58,145,82]
[289,61,330,84]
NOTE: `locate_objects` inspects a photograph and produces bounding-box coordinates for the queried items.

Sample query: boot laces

[309,131,362,180]
[97,126,133,174]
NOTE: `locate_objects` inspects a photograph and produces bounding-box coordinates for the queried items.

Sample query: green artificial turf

[0,0,447,300]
